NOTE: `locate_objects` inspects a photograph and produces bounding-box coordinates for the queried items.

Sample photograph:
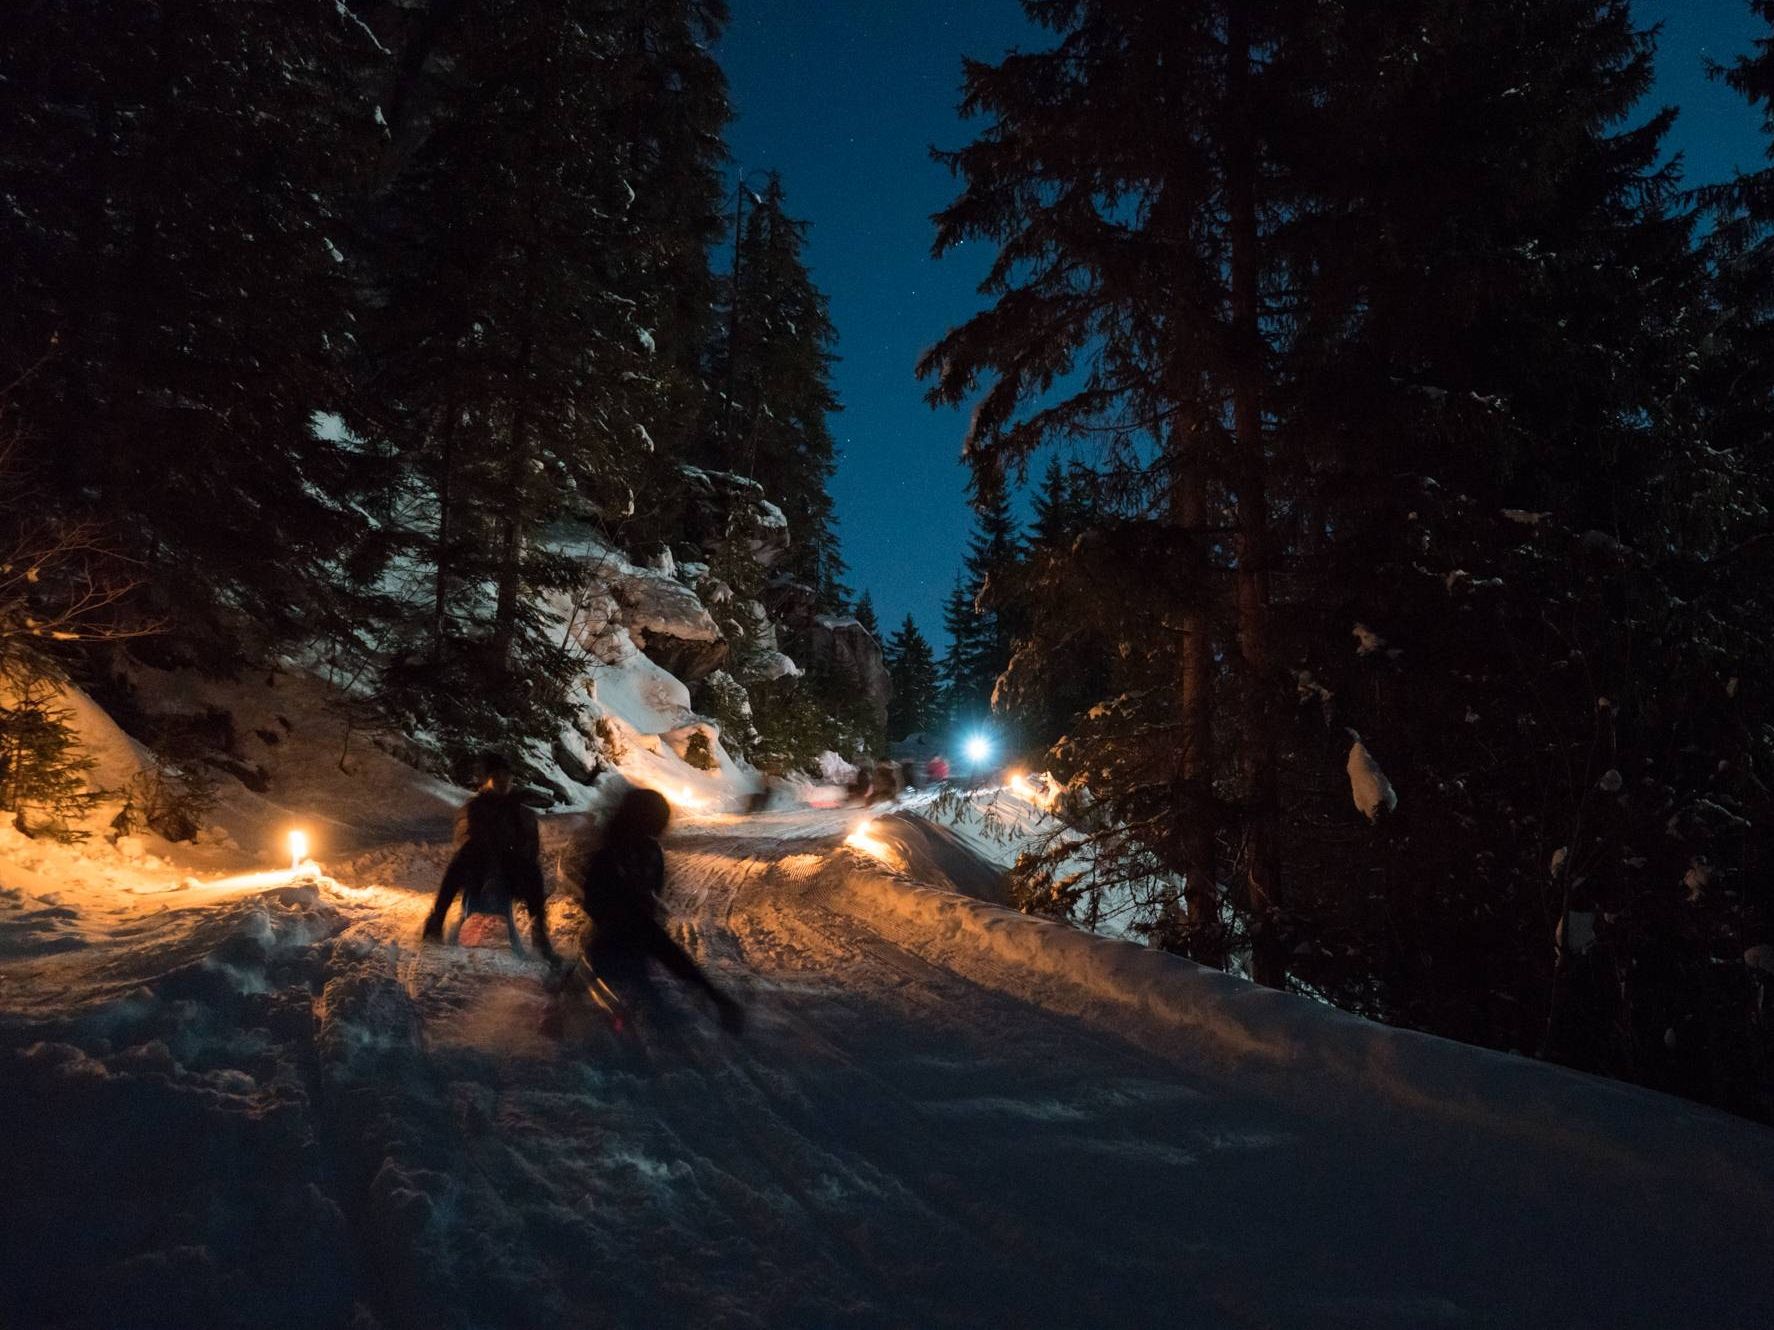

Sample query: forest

[919,0,1774,1121]
[3,0,1774,1126]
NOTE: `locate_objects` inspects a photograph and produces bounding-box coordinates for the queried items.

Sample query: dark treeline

[926,0,1774,1119]
[0,0,857,787]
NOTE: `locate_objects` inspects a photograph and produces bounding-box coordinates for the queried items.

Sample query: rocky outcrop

[805,615,892,731]
[678,465,791,569]
[763,577,818,633]
[555,537,728,683]
[730,599,800,685]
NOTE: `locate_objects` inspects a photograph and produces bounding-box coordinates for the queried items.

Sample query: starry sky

[717,0,1771,645]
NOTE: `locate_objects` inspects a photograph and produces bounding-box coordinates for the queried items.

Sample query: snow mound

[821,851,1774,1196]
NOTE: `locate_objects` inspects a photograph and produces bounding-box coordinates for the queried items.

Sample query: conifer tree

[927,0,1774,1115]
[0,673,99,840]
[960,469,1023,698]
[1029,457,1090,550]
[885,616,941,739]
[854,591,880,638]
[360,0,716,770]
[921,1,1284,968]
[0,0,394,667]
[710,174,847,605]
[938,575,977,730]
[924,0,1694,993]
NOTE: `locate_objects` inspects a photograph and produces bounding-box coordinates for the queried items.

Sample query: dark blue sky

[717,0,1769,644]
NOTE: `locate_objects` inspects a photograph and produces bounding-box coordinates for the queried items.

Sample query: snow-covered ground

[4,778,1773,1329]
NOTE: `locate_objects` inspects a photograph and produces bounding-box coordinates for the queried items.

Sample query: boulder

[562,546,729,683]
[806,615,892,731]
[550,735,603,788]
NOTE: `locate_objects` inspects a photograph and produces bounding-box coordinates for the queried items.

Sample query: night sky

[717,0,1770,646]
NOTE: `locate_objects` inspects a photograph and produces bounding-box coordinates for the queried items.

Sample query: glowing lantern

[288,829,310,869]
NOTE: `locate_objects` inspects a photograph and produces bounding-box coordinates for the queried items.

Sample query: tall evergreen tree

[885,615,941,739]
[708,173,847,606]
[853,590,879,638]
[359,0,725,770]
[922,0,1303,971]
[938,574,977,729]
[0,0,394,667]
[1029,456,1092,550]
[924,0,1701,996]
[960,468,1023,702]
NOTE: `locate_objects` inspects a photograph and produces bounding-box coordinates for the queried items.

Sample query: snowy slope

[3,791,1772,1329]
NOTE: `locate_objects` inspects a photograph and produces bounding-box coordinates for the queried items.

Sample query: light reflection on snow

[844,819,903,871]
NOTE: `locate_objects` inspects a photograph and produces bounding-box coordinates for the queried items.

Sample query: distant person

[745,773,784,815]
[422,752,560,965]
[872,759,901,804]
[571,787,745,1033]
[847,766,873,806]
[927,754,951,784]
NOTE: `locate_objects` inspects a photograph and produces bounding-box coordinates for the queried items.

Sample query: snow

[4,785,1771,1328]
[5,574,1771,1324]
[1346,733,1398,823]
[1352,621,1386,655]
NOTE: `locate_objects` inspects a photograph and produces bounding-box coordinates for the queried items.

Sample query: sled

[538,957,637,1039]
[455,912,513,949]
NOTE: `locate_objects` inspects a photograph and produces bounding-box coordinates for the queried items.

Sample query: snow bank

[822,852,1774,1192]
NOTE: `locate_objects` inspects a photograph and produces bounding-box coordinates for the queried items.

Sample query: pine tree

[709,173,848,606]
[885,615,941,739]
[1029,456,1090,550]
[923,0,1696,993]
[939,575,980,729]
[0,672,99,840]
[0,1,394,667]
[1699,2,1774,478]
[854,591,879,638]
[961,469,1023,700]
[921,2,1277,966]
[359,0,713,772]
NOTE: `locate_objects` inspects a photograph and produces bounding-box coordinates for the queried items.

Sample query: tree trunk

[490,400,531,668]
[1171,427,1220,964]
[1227,6,1285,989]
[431,394,459,665]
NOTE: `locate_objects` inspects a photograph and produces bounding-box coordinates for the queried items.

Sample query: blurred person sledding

[422,751,560,966]
[544,786,745,1037]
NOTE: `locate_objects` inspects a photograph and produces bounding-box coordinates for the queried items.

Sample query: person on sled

[422,751,560,966]
[570,787,745,1033]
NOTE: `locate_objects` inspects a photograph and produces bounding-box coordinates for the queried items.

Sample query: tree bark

[1171,427,1221,964]
[490,399,531,668]
[1227,6,1285,988]
[430,392,460,664]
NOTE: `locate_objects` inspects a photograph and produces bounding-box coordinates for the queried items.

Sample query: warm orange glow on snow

[668,785,708,810]
[1008,771,1059,812]
[844,818,901,869]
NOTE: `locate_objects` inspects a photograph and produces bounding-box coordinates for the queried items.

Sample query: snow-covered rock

[677,465,791,569]
[551,530,727,682]
[806,615,892,730]
[1346,732,1398,824]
